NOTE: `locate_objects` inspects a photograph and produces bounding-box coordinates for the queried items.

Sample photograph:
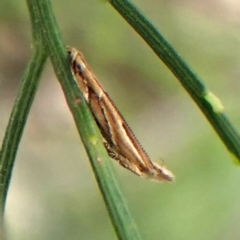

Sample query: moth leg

[103,141,142,177]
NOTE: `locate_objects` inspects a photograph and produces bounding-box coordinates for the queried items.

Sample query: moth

[68,47,174,182]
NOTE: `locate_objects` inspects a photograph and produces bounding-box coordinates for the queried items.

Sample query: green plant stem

[0,0,48,215]
[26,1,142,239]
[109,0,240,161]
[0,49,47,213]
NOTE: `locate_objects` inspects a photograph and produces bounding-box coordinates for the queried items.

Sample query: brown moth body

[68,47,174,182]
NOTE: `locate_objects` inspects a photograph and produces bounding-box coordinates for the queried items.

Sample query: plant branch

[109,0,240,162]
[26,0,142,239]
[0,49,47,213]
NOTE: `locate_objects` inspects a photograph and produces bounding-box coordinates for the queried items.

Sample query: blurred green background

[1,0,240,239]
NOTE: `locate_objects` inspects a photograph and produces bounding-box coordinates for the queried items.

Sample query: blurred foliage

[1,0,240,240]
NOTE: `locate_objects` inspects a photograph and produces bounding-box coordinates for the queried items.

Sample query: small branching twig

[0,49,47,214]
[109,0,240,162]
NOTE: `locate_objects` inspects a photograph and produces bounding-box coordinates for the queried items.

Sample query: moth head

[67,46,76,62]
